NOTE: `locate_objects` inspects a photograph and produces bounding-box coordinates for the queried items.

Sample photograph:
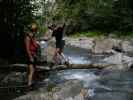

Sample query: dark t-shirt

[52,27,64,42]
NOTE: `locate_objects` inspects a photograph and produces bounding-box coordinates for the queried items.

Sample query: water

[93,70,133,100]
[64,45,91,64]
[47,46,133,100]
[0,45,133,100]
[1,69,133,100]
[64,45,110,64]
[46,69,133,100]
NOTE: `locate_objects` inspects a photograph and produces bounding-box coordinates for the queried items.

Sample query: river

[0,45,133,100]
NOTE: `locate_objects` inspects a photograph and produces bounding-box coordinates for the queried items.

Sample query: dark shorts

[56,40,65,49]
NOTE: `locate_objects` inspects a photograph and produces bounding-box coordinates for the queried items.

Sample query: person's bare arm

[62,23,65,29]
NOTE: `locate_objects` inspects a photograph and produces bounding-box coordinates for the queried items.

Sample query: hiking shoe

[64,61,70,66]
[27,83,37,91]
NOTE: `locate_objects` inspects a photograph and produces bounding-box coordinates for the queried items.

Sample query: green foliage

[71,31,105,37]
[0,0,37,59]
[43,0,133,35]
[1,0,133,59]
[0,0,37,34]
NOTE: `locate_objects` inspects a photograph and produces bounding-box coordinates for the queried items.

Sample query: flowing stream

[0,45,133,100]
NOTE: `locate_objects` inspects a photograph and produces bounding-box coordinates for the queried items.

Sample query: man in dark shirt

[52,24,64,49]
[52,23,66,64]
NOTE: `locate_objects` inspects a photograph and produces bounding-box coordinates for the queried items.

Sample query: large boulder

[65,37,95,51]
[78,37,95,51]
[93,38,121,54]
[102,53,133,70]
[65,37,123,54]
[46,46,55,63]
[121,41,133,54]
[1,72,26,86]
[14,80,90,100]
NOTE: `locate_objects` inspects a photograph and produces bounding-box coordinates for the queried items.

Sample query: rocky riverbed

[65,37,133,55]
[0,36,133,100]
[64,37,133,70]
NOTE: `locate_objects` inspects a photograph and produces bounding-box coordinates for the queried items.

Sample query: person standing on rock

[24,23,39,88]
[49,23,68,65]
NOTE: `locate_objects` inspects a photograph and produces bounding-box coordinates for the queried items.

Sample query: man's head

[31,23,37,32]
[48,24,56,30]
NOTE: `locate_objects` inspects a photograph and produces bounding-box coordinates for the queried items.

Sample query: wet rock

[92,92,130,100]
[91,38,133,55]
[79,37,95,51]
[93,38,122,54]
[93,39,114,54]
[1,72,26,84]
[63,37,133,55]
[65,37,95,51]
[46,46,55,62]
[121,41,133,54]
[14,80,90,100]
[103,53,123,64]
[65,37,123,54]
[102,53,133,70]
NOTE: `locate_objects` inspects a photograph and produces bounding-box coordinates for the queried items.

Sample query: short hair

[31,23,37,29]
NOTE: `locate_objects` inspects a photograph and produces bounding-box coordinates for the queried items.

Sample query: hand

[36,41,40,45]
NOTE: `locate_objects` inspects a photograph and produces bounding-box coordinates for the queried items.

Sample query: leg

[53,48,60,64]
[27,64,35,86]
[60,52,67,61]
[53,40,64,64]
[33,64,40,82]
[59,49,69,65]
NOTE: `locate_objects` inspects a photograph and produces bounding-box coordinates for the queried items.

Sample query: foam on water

[54,70,99,88]
[66,56,91,64]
